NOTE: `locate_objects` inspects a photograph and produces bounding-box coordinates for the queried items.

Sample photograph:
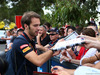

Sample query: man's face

[38,27,46,36]
[49,31,59,41]
[28,18,40,37]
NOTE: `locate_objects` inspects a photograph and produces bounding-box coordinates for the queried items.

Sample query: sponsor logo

[20,44,28,49]
[22,46,31,53]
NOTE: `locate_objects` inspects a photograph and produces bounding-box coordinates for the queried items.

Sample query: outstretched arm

[78,35,100,49]
[81,53,100,65]
[60,56,80,65]
[51,66,75,75]
[25,49,60,67]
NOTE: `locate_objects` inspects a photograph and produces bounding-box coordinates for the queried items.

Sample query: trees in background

[44,0,100,27]
[0,0,56,25]
[0,0,100,28]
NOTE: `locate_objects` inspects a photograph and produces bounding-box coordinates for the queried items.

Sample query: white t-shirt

[6,36,12,49]
[74,66,100,75]
[80,48,99,65]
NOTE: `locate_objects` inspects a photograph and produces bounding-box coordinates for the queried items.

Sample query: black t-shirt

[40,35,51,46]
[37,35,51,54]
[12,32,37,75]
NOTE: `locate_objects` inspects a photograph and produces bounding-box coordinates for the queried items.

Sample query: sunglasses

[49,34,57,36]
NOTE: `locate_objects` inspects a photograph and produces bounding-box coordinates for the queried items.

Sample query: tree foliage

[0,0,99,28]
[0,0,56,24]
[44,0,100,27]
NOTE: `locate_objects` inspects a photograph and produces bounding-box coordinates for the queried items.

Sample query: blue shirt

[12,32,37,75]
[49,39,59,48]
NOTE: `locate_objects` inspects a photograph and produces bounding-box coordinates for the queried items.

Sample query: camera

[0,51,8,75]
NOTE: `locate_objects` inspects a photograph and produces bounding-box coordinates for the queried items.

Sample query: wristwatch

[51,49,57,54]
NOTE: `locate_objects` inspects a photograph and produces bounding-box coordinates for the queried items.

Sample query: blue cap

[49,28,59,34]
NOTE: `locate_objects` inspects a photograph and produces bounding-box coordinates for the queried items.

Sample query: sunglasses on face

[49,33,57,36]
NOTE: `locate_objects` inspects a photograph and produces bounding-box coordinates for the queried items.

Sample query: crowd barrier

[37,56,79,73]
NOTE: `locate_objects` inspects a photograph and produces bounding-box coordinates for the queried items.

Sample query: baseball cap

[49,28,59,34]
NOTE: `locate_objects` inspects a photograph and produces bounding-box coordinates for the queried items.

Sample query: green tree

[0,0,10,25]
[0,0,56,25]
[44,0,100,27]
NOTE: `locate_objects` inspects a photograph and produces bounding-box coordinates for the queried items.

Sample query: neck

[24,31,34,40]
[52,38,58,42]
[77,46,82,51]
[41,33,46,40]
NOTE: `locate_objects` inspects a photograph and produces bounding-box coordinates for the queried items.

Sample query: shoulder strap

[17,35,27,41]
[14,35,28,75]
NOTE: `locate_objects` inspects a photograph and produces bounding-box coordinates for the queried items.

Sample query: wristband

[68,59,71,62]
[95,54,99,60]
[51,49,57,54]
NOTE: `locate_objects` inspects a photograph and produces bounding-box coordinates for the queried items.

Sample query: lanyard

[22,33,37,53]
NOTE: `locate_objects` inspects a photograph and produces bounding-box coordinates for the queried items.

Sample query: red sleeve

[76,47,87,60]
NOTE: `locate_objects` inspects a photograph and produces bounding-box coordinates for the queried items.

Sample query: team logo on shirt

[20,44,29,49]
[22,46,31,53]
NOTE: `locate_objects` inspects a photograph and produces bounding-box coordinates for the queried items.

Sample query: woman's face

[68,29,74,35]
[7,31,11,36]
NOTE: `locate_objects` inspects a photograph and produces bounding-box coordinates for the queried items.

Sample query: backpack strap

[14,35,28,75]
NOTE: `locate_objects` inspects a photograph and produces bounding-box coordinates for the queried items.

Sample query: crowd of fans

[1,27,24,52]
[0,11,100,75]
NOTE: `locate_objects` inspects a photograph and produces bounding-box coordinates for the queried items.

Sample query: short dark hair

[14,26,17,29]
[17,29,24,35]
[21,11,40,29]
[67,26,76,32]
[75,27,83,35]
[44,22,51,29]
[59,27,64,36]
[40,25,47,31]
[81,28,96,37]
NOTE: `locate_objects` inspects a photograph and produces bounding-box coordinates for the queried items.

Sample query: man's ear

[24,24,28,29]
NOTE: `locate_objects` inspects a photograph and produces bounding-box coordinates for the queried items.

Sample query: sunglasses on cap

[49,33,57,36]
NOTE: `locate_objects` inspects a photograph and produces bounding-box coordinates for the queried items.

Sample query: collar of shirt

[23,32,32,43]
[23,32,37,52]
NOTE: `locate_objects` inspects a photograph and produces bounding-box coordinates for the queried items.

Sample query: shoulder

[12,36,33,55]
[49,41,52,44]
[15,35,27,42]
[80,47,85,51]
[87,48,97,53]
[45,35,50,39]
[88,48,97,51]
[13,35,29,46]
